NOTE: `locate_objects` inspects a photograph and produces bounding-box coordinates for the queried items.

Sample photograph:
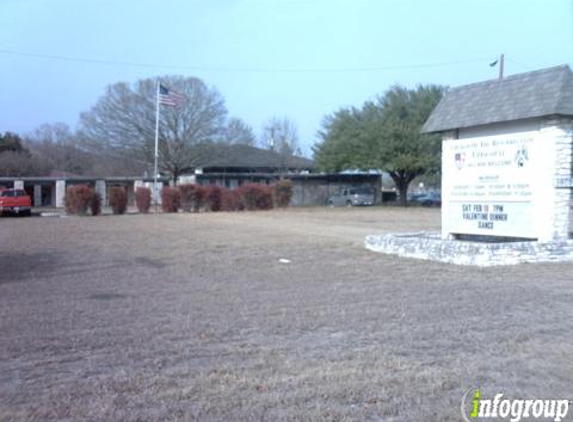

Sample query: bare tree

[29,122,74,145]
[78,75,228,181]
[25,123,93,175]
[223,117,256,145]
[261,116,301,156]
[0,150,50,177]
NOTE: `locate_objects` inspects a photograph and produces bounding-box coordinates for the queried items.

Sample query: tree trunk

[396,180,409,206]
[172,168,180,186]
[389,171,414,206]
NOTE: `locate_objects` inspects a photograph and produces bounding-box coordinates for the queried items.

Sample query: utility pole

[498,54,504,80]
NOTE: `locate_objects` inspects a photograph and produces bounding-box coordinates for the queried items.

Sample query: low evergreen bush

[273,179,293,207]
[64,185,95,215]
[239,183,274,211]
[109,186,128,215]
[179,184,206,212]
[135,187,151,213]
[161,187,180,213]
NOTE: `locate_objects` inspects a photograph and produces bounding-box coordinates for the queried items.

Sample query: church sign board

[422,65,573,242]
[442,132,541,239]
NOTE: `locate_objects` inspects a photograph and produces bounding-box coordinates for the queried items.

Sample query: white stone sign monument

[422,65,573,242]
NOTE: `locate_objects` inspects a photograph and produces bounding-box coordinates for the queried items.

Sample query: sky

[1,0,572,157]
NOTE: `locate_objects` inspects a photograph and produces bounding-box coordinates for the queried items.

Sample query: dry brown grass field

[1,207,573,421]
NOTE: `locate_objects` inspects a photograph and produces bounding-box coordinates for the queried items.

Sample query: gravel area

[1,207,573,421]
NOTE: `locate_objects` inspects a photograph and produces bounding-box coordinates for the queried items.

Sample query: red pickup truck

[0,188,32,216]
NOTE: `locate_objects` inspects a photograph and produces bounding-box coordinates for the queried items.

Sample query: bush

[135,187,151,213]
[64,185,95,215]
[239,183,274,211]
[221,187,243,211]
[205,185,223,212]
[161,187,180,213]
[179,184,206,212]
[109,186,128,215]
[90,192,102,216]
[273,179,293,207]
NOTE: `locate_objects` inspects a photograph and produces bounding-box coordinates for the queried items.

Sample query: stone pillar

[55,180,66,208]
[13,180,24,190]
[33,185,42,207]
[540,118,573,241]
[95,180,106,207]
[441,131,458,240]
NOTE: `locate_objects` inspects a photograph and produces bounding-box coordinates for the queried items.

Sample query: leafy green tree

[314,84,445,204]
[0,132,26,154]
[0,131,49,176]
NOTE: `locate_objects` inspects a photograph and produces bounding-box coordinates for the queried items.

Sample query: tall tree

[25,123,93,175]
[0,151,50,177]
[78,75,228,181]
[0,132,26,154]
[314,84,445,204]
[223,117,256,145]
[0,131,49,176]
[261,116,301,156]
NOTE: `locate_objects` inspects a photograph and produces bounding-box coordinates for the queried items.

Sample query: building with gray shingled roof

[422,64,573,242]
[422,64,573,133]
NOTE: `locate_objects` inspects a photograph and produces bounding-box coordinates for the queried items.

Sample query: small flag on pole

[159,84,185,107]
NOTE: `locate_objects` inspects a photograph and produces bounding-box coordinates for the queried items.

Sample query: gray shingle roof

[422,64,573,133]
[192,144,315,170]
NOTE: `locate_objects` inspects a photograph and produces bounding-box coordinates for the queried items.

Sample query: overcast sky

[1,0,572,156]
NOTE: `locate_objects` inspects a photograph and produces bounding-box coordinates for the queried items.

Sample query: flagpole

[154,81,160,211]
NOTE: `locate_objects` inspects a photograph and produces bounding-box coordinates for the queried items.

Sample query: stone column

[13,180,24,190]
[541,118,573,241]
[95,180,106,207]
[441,131,458,240]
[55,180,66,208]
[33,185,42,207]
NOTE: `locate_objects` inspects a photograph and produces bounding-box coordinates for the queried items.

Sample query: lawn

[1,207,573,421]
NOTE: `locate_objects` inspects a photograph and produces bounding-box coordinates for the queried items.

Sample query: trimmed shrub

[135,187,151,213]
[179,184,206,212]
[239,183,274,211]
[90,192,102,216]
[221,187,243,211]
[273,179,293,207]
[64,184,94,215]
[205,185,223,212]
[109,186,128,215]
[161,187,180,213]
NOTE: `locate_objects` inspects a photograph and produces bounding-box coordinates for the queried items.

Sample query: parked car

[0,188,32,216]
[327,187,375,207]
[414,191,441,207]
[407,192,427,203]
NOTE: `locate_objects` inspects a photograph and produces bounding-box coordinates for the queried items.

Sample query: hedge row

[162,181,292,213]
[64,180,293,216]
[64,185,102,216]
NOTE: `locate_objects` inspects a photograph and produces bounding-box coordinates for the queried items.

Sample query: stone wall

[365,232,573,266]
[543,118,573,239]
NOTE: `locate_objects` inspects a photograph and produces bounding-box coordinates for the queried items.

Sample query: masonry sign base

[365,232,573,267]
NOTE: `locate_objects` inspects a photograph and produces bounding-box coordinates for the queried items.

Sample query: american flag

[159,84,185,107]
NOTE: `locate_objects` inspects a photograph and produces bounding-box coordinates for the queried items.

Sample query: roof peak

[449,64,572,92]
[422,64,573,133]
